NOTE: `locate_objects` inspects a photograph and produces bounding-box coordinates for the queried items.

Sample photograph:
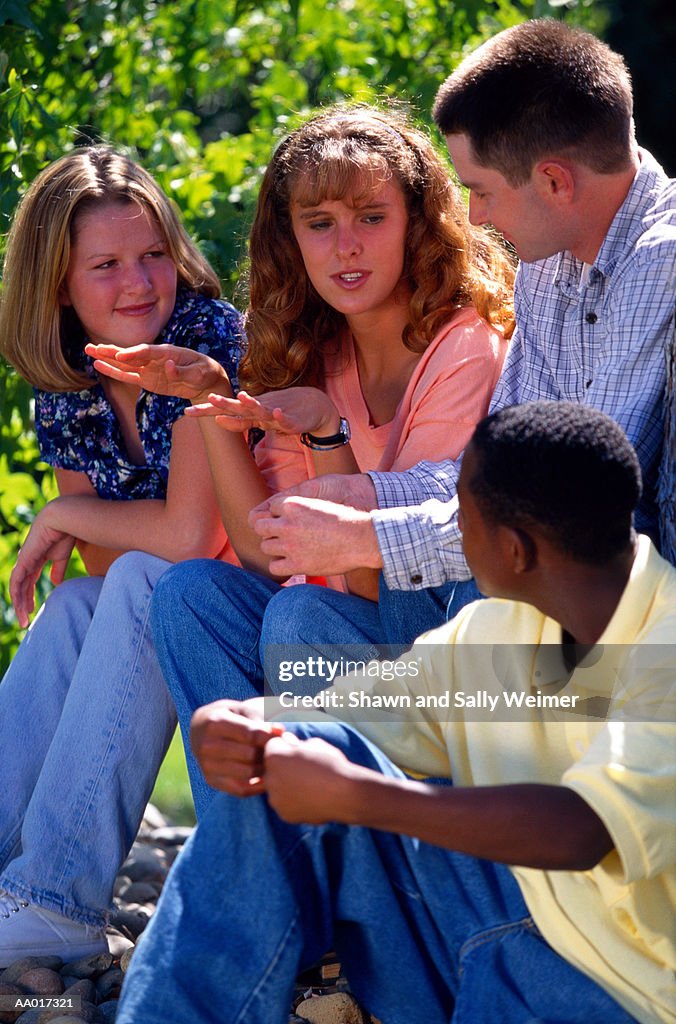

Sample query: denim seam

[234,910,300,1024]
[50,577,154,920]
[0,825,23,871]
[458,915,538,976]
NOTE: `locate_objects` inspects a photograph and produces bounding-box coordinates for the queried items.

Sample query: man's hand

[263,733,364,824]
[190,699,284,796]
[249,494,383,577]
[253,473,378,512]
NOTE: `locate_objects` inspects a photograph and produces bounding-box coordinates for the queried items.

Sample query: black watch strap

[300,417,351,451]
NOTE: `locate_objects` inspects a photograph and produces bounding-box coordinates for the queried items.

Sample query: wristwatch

[300,417,351,451]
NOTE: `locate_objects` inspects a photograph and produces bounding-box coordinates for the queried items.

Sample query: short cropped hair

[0,146,221,392]
[433,19,634,185]
[468,402,642,563]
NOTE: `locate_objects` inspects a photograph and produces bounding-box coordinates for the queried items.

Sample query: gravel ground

[0,806,379,1024]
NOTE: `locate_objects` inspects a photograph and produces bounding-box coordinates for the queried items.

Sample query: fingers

[9,564,36,629]
[85,342,155,364]
[189,701,285,795]
[91,360,142,385]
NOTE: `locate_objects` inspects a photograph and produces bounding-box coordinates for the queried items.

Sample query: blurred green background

[1,0,673,822]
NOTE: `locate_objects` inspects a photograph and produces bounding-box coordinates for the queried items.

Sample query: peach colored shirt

[255,306,506,486]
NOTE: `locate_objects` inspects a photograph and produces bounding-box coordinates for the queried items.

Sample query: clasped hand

[190,699,359,824]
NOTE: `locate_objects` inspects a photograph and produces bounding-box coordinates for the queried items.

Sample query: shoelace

[0,888,29,918]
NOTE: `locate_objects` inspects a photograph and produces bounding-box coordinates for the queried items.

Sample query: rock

[111,877,131,900]
[2,963,63,987]
[14,1011,42,1024]
[101,930,133,959]
[15,971,63,997]
[106,908,149,941]
[59,955,112,981]
[62,980,96,1004]
[37,999,102,1023]
[119,949,134,975]
[296,992,366,1024]
[95,969,123,1002]
[0,980,23,1023]
[138,803,168,832]
[118,848,168,885]
[115,882,159,905]
[148,826,193,846]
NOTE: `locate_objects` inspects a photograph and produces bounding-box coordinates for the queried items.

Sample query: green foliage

[0,0,608,673]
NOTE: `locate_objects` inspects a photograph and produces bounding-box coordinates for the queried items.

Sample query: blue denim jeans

[116,722,635,1024]
[151,560,481,814]
[0,551,176,926]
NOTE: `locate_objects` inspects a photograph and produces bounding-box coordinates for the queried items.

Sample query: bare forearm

[343,773,612,870]
[197,419,274,573]
[41,494,221,563]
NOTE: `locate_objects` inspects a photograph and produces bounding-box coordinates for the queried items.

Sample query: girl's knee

[102,550,171,591]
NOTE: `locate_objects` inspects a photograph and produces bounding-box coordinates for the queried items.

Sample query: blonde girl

[0,146,242,964]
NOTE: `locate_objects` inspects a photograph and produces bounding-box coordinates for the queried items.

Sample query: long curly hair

[240,104,515,394]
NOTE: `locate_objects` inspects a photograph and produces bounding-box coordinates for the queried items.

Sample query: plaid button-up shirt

[370,150,676,589]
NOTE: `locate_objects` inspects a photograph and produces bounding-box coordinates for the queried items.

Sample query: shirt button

[410,573,423,585]
[585,312,598,324]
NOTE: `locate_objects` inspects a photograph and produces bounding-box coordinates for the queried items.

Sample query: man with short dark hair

[117,402,676,1024]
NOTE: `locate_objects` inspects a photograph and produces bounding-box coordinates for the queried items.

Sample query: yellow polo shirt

[322,536,676,1024]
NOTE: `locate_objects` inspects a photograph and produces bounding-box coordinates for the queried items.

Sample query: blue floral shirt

[34,290,244,500]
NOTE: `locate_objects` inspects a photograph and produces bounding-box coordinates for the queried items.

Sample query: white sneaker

[0,889,108,967]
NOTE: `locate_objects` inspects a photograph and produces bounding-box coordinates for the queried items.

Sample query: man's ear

[502,526,537,573]
[532,159,576,204]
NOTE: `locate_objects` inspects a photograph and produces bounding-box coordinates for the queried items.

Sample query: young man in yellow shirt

[118,402,675,1024]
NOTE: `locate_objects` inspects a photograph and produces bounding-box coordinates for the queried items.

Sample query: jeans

[116,722,635,1024]
[151,560,481,815]
[0,551,176,926]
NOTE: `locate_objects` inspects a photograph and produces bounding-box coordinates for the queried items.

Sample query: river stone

[120,846,168,884]
[59,955,112,981]
[148,825,193,846]
[101,929,133,959]
[0,981,23,1023]
[137,803,168,832]
[37,999,102,1023]
[2,963,64,987]
[115,882,160,904]
[296,992,365,1024]
[95,969,123,1002]
[111,876,131,899]
[119,948,134,975]
[107,908,149,940]
[15,971,63,997]
[61,980,95,1004]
